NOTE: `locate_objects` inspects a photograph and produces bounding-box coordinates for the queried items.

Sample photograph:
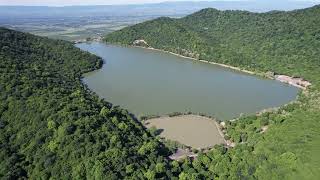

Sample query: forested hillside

[105,5,320,86]
[0,28,173,179]
[1,4,320,179]
[105,5,320,179]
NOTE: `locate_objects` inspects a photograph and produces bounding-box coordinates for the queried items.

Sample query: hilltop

[1,5,320,179]
[105,5,320,179]
[105,5,320,87]
[0,28,172,179]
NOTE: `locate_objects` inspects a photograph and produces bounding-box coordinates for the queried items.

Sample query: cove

[77,42,299,120]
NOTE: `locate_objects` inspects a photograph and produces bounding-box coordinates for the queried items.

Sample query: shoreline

[213,119,228,145]
[76,37,313,91]
[79,41,309,156]
[133,45,311,90]
[85,41,311,90]
[139,46,256,75]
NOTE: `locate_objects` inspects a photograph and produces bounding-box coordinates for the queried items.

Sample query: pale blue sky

[0,0,318,6]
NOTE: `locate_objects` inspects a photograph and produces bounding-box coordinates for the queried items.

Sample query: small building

[133,39,149,47]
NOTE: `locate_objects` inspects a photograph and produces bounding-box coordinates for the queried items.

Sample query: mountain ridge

[1,4,320,179]
[103,6,320,178]
[105,5,320,86]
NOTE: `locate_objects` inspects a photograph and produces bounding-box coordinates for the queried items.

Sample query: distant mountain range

[0,0,318,19]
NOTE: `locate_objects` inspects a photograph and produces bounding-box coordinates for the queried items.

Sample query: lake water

[77,42,299,120]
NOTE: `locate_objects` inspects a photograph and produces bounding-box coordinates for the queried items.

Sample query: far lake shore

[134,45,311,90]
[82,41,311,89]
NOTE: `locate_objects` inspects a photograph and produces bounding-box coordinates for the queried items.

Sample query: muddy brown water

[145,115,225,148]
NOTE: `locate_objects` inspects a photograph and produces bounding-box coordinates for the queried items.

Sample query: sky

[0,0,319,6]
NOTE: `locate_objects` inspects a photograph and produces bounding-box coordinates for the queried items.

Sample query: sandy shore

[275,75,311,90]
[144,115,225,149]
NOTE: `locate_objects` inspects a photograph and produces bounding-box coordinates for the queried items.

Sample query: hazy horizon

[0,0,319,6]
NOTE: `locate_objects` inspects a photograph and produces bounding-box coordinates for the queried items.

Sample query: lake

[77,42,299,120]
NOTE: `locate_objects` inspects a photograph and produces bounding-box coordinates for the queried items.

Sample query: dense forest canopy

[0,28,174,179]
[1,5,320,180]
[105,5,320,179]
[105,5,320,87]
